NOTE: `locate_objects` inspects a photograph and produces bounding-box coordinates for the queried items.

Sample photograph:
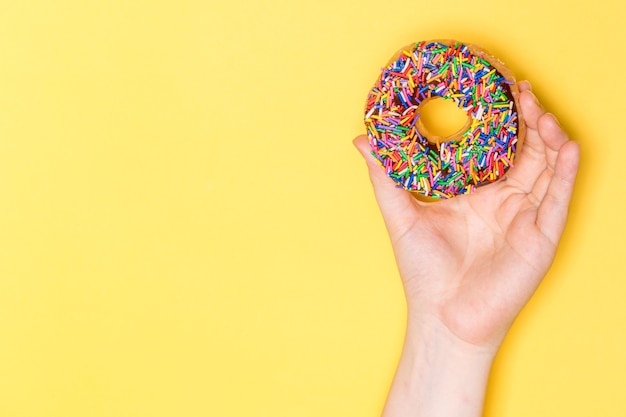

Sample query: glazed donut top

[364,40,524,198]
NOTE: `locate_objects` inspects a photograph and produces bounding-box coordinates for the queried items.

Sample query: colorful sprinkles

[364,40,522,198]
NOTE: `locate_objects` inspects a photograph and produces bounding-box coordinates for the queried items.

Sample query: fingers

[353,135,421,230]
[536,140,580,244]
[504,87,548,192]
[517,88,569,166]
[506,83,570,198]
[518,89,546,133]
[522,112,573,201]
[537,112,570,155]
[510,81,580,242]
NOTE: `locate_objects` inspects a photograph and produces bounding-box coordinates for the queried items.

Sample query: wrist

[405,294,511,354]
[382,314,497,417]
[406,312,501,359]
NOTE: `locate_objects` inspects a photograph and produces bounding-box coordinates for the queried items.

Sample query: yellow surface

[0,1,624,416]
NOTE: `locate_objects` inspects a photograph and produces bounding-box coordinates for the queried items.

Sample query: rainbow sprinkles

[364,40,523,199]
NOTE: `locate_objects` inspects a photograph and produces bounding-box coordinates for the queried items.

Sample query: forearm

[382,316,497,417]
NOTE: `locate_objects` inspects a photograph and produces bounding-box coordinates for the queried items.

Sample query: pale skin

[353,81,580,417]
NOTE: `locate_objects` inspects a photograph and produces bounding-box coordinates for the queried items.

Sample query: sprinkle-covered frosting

[364,40,521,198]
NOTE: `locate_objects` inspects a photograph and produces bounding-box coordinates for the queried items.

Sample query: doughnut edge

[364,40,526,200]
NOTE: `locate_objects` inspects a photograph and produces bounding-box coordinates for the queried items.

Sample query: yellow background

[0,1,624,416]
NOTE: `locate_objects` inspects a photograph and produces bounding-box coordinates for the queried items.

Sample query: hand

[354,81,580,416]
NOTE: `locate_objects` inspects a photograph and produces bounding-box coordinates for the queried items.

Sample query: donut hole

[416,97,471,145]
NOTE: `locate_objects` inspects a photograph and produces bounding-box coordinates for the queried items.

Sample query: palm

[355,83,579,349]
[390,183,555,347]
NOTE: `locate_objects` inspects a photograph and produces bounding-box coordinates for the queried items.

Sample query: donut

[364,40,525,199]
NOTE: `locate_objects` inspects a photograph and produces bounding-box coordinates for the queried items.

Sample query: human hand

[355,81,580,417]
[354,81,580,353]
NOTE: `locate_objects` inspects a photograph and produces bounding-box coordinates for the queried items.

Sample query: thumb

[353,135,420,228]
